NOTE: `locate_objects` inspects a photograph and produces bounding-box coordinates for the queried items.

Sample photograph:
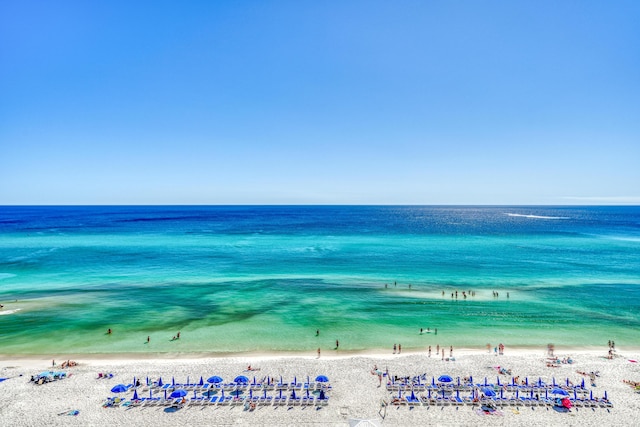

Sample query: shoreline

[2,345,636,372]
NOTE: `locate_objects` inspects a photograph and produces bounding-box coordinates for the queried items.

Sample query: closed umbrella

[198,376,204,386]
[132,389,139,400]
[158,377,163,387]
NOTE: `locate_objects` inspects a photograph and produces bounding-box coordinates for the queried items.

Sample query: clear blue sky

[1,0,639,205]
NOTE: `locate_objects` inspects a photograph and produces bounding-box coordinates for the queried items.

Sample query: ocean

[0,206,639,355]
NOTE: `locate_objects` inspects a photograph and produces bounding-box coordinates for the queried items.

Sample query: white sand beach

[1,347,639,426]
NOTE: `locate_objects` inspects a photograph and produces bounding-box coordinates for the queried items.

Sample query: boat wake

[505,213,569,220]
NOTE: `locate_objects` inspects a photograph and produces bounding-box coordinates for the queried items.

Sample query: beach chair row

[126,394,330,409]
[389,393,612,410]
[145,380,330,393]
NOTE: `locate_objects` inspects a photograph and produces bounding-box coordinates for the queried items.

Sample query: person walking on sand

[450,346,453,357]
[335,339,339,350]
[317,348,320,358]
[177,331,180,339]
[398,344,401,354]
[393,344,397,354]
[428,346,431,357]
[147,336,150,343]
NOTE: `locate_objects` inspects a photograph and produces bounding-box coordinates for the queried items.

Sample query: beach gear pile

[30,371,68,385]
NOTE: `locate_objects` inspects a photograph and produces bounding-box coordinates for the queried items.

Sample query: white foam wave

[505,213,569,220]
[0,308,21,316]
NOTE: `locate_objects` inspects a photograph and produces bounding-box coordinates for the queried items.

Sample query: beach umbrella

[469,376,473,384]
[497,376,501,386]
[428,389,431,399]
[581,378,585,389]
[133,376,136,387]
[538,377,543,387]
[149,389,153,399]
[431,377,435,386]
[132,389,139,400]
[566,378,570,387]
[294,376,298,386]
[278,389,282,399]
[573,389,578,400]
[172,376,175,386]
[604,390,608,400]
[234,375,249,384]
[186,376,190,386]
[146,376,149,386]
[234,388,243,398]
[525,377,528,386]
[516,390,519,399]
[263,389,267,399]
[193,390,197,398]
[158,377,163,387]
[292,390,297,399]
[164,390,167,400]
[170,389,187,399]
[551,388,568,396]
[198,376,204,386]
[481,387,495,397]
[456,390,460,400]
[500,389,504,399]
[319,389,325,400]
[411,390,416,401]
[457,377,460,386]
[511,377,516,386]
[483,377,488,386]
[316,375,329,383]
[438,375,452,383]
[552,377,557,386]
[530,389,534,399]
[306,389,309,398]
[545,389,548,400]
[111,384,128,393]
[250,390,253,399]
[207,376,223,384]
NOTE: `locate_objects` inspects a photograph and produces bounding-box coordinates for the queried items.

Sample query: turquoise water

[0,206,639,355]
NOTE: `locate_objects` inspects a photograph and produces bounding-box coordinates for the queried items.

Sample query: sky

[1,0,639,205]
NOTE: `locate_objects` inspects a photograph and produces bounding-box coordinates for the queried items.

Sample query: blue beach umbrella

[234,375,249,384]
[581,378,585,389]
[149,389,153,399]
[158,377,163,387]
[207,376,223,384]
[172,376,175,386]
[551,388,568,396]
[133,389,139,400]
[164,390,167,400]
[111,384,128,393]
[170,389,187,399]
[604,390,608,400]
[146,376,149,386]
[186,376,190,386]
[438,375,452,383]
[482,387,495,397]
[590,390,593,400]
[431,377,435,386]
[484,377,488,386]
[198,376,204,386]
[497,376,501,386]
[315,375,329,383]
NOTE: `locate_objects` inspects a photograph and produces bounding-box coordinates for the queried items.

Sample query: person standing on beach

[335,339,339,350]
[147,336,150,343]
[441,349,445,360]
[177,331,180,339]
[52,359,55,367]
[436,344,439,354]
[450,346,453,357]
[316,329,319,336]
[393,344,397,354]
[317,348,320,358]
[398,344,401,354]
[428,346,431,357]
